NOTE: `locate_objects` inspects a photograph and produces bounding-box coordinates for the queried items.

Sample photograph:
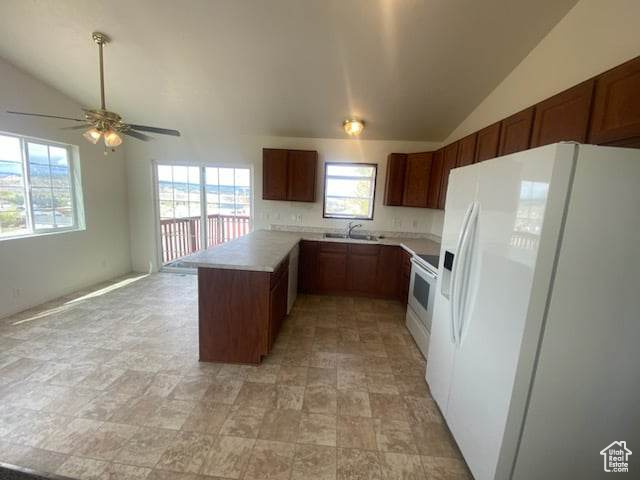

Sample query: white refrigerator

[426,143,640,480]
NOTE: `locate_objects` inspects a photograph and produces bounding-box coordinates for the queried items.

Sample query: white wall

[126,135,442,273]
[0,57,131,318]
[444,0,640,144]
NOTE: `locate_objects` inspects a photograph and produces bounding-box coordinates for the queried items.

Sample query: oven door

[408,259,437,333]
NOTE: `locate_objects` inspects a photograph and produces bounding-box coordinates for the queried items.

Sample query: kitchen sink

[349,233,379,241]
[323,232,380,242]
[324,232,348,239]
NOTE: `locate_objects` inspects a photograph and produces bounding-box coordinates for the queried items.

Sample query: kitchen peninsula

[182,229,440,364]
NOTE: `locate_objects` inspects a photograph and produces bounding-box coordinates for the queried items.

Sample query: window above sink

[323,162,377,220]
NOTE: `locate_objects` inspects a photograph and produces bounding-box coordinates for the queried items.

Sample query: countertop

[180,229,441,272]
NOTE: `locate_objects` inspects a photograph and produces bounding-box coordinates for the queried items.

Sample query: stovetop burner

[417,254,440,270]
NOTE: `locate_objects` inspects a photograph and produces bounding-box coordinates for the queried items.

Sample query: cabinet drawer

[348,244,380,256]
[319,242,348,254]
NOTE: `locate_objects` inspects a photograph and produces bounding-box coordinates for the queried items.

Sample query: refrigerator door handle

[450,202,474,344]
[456,202,480,345]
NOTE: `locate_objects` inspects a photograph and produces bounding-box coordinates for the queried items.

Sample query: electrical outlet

[412,219,418,229]
[12,288,21,299]
[296,214,303,223]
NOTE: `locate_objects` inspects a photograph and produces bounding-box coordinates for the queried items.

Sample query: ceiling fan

[6,32,180,150]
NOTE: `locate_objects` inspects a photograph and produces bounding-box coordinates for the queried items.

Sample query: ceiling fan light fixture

[343,118,364,136]
[83,127,102,144]
[104,129,123,147]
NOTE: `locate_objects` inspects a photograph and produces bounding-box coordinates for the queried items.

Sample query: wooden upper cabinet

[287,150,317,202]
[456,133,477,167]
[474,122,501,163]
[403,152,433,208]
[262,148,317,202]
[499,107,535,156]
[383,153,407,206]
[589,56,640,147]
[262,148,288,200]
[427,149,444,209]
[438,142,459,210]
[530,80,595,147]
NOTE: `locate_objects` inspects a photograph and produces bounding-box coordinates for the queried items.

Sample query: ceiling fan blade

[126,124,181,136]
[123,129,152,141]
[61,124,92,130]
[6,111,85,122]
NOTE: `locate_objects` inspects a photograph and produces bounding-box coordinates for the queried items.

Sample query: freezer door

[511,145,640,479]
[444,145,571,480]
[426,162,478,413]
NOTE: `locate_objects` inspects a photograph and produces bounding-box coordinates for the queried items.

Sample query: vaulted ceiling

[0,0,577,141]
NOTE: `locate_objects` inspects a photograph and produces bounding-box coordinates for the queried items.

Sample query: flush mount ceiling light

[343,118,365,136]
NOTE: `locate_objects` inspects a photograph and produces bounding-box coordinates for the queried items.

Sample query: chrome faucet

[346,221,362,238]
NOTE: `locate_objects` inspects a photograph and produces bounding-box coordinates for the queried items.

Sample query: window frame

[152,160,254,271]
[322,162,378,220]
[0,131,80,240]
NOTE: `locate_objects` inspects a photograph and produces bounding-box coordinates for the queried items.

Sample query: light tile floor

[0,273,471,480]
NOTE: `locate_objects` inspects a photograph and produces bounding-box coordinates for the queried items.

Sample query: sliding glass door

[205,167,251,247]
[156,164,251,266]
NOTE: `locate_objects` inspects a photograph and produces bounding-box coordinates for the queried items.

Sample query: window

[0,132,81,239]
[323,162,377,220]
[156,164,252,265]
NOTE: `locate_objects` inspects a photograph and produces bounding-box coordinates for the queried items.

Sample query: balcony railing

[160,214,251,264]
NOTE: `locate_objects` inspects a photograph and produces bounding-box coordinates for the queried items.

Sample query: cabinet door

[317,244,348,293]
[589,56,640,147]
[263,149,288,200]
[376,245,400,299]
[347,245,379,294]
[403,152,433,207]
[383,153,407,206]
[457,133,477,167]
[426,149,444,209]
[287,150,317,202]
[399,249,412,303]
[499,107,534,156]
[530,80,594,147]
[474,122,501,163]
[298,240,318,293]
[438,142,459,210]
[269,270,289,350]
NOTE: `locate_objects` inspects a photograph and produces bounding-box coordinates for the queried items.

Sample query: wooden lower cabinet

[299,240,408,301]
[317,243,348,293]
[198,256,289,364]
[268,260,289,350]
[298,240,318,293]
[347,244,379,294]
[399,249,412,304]
[377,245,401,298]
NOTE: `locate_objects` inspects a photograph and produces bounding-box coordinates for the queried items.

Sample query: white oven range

[405,254,439,359]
